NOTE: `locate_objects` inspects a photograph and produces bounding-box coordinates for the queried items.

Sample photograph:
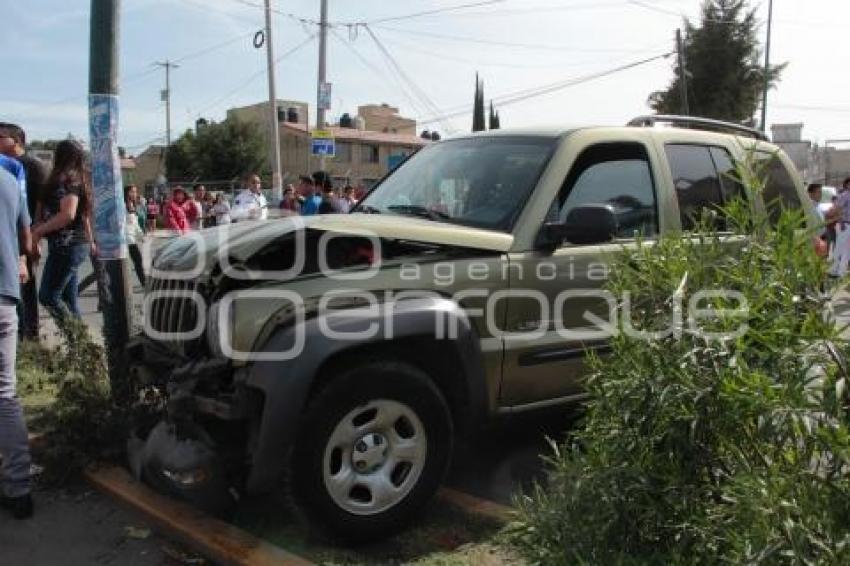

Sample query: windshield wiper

[387,204,449,221]
[356,204,382,214]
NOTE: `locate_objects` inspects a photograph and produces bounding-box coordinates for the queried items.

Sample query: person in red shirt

[165,187,190,234]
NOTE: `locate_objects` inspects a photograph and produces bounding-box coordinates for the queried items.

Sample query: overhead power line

[329,28,434,125]
[374,24,670,53]
[417,51,674,123]
[362,25,457,133]
[193,33,317,117]
[349,0,508,25]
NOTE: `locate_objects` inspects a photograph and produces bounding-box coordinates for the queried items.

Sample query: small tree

[472,73,486,132]
[510,149,850,564]
[488,101,500,130]
[164,117,267,181]
[649,0,785,124]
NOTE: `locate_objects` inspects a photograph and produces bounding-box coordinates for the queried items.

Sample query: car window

[709,146,745,203]
[758,151,802,225]
[555,143,658,240]
[665,144,726,231]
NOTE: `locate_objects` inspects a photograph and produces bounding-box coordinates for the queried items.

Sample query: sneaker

[1,493,33,519]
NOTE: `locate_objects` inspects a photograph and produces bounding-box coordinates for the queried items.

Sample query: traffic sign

[311,129,335,156]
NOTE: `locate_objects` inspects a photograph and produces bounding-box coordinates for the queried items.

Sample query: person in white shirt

[211,193,232,225]
[231,173,268,222]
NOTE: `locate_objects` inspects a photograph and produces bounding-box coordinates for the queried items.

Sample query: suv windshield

[355,136,556,232]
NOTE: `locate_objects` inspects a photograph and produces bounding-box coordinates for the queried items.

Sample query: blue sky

[5,0,850,153]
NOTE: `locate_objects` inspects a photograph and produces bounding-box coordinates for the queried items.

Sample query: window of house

[362,144,379,164]
[335,141,352,162]
[758,151,802,225]
[556,142,658,240]
[665,144,726,231]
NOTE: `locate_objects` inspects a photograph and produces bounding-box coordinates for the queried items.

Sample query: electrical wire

[774,104,850,114]
[347,0,509,25]
[378,32,632,70]
[329,28,431,122]
[416,51,674,123]
[374,24,671,54]
[193,33,317,117]
[363,25,458,133]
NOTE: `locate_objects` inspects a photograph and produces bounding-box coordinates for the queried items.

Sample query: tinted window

[557,143,657,239]
[709,147,745,203]
[665,144,725,231]
[758,152,801,224]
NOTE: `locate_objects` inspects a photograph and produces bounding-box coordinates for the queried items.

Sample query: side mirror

[564,204,619,245]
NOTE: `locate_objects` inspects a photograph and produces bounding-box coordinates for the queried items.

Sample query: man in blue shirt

[0,164,33,519]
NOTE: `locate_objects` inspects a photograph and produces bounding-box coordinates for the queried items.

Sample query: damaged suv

[129,116,810,540]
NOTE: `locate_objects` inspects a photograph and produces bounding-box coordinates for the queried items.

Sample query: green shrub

[509,151,850,564]
[26,319,131,483]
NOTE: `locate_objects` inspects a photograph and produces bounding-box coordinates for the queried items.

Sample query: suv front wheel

[292,360,453,541]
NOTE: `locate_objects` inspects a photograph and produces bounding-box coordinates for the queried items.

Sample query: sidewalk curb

[436,487,514,523]
[84,466,313,566]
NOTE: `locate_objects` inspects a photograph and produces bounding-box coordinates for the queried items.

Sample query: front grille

[145,278,205,348]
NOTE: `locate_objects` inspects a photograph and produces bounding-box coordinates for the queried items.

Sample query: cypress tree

[472,73,486,132]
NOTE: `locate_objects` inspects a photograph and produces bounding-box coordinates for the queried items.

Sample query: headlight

[206,301,233,358]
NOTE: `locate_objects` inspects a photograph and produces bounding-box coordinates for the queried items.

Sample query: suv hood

[153,213,513,272]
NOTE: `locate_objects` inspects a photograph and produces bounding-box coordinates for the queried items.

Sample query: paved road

[0,484,194,565]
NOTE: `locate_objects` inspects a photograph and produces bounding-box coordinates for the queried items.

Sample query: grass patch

[233,497,521,565]
[17,340,59,426]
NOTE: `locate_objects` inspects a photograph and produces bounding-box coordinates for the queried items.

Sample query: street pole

[760,0,774,132]
[316,0,328,171]
[154,60,179,175]
[264,0,283,201]
[676,29,689,116]
[89,0,132,405]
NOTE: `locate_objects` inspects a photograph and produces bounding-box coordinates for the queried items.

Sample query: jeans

[18,255,39,340]
[39,241,89,323]
[129,244,146,287]
[0,298,31,497]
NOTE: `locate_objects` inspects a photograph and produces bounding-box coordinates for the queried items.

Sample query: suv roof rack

[627,114,769,142]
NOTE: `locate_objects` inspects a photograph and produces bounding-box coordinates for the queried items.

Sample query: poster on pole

[311,129,335,157]
[89,93,127,259]
[318,82,332,111]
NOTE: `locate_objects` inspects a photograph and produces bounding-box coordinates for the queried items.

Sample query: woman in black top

[31,140,92,322]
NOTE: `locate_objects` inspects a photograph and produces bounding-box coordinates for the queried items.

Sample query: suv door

[499,141,660,408]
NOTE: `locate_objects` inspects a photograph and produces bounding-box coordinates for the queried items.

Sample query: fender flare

[243,296,488,493]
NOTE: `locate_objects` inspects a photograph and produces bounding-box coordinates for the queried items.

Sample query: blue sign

[311,138,335,156]
[89,94,127,260]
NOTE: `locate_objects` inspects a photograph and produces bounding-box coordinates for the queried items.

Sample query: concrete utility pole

[676,29,689,116]
[316,0,329,171]
[317,0,329,130]
[760,0,774,132]
[89,0,132,405]
[154,60,178,172]
[264,0,283,201]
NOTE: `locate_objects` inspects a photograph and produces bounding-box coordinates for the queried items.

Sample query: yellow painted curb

[85,466,313,566]
[437,487,514,523]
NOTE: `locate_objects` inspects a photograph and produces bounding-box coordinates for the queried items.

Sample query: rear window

[758,151,801,225]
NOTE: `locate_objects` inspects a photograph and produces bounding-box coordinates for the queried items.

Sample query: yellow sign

[310,129,334,139]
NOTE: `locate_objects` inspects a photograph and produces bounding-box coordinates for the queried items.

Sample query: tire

[292,360,453,542]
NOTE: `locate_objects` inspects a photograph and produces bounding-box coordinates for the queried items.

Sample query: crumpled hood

[153,213,513,272]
